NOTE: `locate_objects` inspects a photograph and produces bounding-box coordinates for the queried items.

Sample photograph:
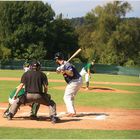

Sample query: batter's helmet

[54,52,64,60]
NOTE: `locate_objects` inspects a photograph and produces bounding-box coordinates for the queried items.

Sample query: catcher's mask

[31,60,41,70]
[23,61,30,72]
[23,61,30,67]
[54,52,64,60]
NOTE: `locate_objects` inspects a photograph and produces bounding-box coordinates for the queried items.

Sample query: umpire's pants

[9,93,56,117]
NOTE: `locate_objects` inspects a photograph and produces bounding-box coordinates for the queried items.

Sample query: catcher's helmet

[31,60,41,70]
[23,61,30,72]
[54,52,64,60]
[23,61,30,67]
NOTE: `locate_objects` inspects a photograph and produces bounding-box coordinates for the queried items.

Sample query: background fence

[0,60,140,76]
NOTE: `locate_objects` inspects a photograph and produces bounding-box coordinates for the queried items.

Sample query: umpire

[6,60,59,123]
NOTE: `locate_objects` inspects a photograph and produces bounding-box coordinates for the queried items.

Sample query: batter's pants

[64,77,82,114]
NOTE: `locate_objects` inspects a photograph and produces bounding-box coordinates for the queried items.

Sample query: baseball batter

[80,60,95,90]
[54,52,82,117]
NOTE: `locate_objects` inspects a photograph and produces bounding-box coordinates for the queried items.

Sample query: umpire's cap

[54,52,64,60]
[31,60,41,70]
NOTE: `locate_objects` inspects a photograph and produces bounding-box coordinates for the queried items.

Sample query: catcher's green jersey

[9,88,25,99]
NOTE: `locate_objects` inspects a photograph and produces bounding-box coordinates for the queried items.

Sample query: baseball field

[0,70,140,139]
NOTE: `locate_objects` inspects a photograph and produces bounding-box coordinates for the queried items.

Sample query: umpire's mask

[31,60,41,71]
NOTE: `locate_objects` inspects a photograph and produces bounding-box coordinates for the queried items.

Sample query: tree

[109,18,140,66]
[76,1,134,65]
[0,45,11,60]
[0,1,55,60]
[46,14,79,59]
[0,1,79,61]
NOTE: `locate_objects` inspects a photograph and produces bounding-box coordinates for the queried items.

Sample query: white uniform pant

[80,68,90,82]
[64,77,82,114]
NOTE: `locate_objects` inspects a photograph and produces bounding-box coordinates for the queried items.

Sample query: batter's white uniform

[64,77,82,113]
[59,61,82,114]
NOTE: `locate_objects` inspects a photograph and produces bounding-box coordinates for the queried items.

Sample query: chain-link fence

[0,60,140,76]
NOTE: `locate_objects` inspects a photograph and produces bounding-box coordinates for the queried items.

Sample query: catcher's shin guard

[30,103,40,116]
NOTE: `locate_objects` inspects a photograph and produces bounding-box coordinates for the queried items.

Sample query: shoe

[85,87,89,90]
[30,115,38,120]
[3,112,9,118]
[50,116,60,124]
[7,112,13,120]
[65,113,76,117]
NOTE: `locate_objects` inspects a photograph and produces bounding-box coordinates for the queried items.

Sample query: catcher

[3,61,40,120]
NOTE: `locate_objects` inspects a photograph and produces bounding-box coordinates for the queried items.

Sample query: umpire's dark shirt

[21,70,48,93]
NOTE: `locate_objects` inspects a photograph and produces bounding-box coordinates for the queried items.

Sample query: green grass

[0,71,140,109]
[0,127,140,139]
[0,70,140,82]
[0,70,140,139]
[0,81,19,101]
[105,84,140,93]
[76,92,140,109]
[0,70,24,77]
[0,70,63,79]
[93,73,140,83]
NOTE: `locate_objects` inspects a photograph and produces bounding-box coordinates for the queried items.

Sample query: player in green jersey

[80,60,95,90]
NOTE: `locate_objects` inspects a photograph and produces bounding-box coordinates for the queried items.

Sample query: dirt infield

[0,77,140,129]
[0,77,138,94]
[0,103,140,130]
[54,86,137,94]
[0,77,140,86]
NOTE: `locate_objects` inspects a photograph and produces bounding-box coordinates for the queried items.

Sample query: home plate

[94,115,107,120]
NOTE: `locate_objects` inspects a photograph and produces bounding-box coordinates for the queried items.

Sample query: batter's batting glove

[59,64,65,70]
[56,65,65,71]
[56,67,61,72]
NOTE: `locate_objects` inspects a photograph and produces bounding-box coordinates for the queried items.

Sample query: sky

[44,0,140,18]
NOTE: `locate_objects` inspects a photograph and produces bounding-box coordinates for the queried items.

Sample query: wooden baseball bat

[67,48,81,63]
[56,48,81,71]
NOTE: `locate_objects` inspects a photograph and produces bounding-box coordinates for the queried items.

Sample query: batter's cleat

[65,113,77,117]
[50,116,60,124]
[6,112,13,120]
[30,115,38,120]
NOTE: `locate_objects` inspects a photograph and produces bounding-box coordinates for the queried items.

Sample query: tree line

[0,1,139,66]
